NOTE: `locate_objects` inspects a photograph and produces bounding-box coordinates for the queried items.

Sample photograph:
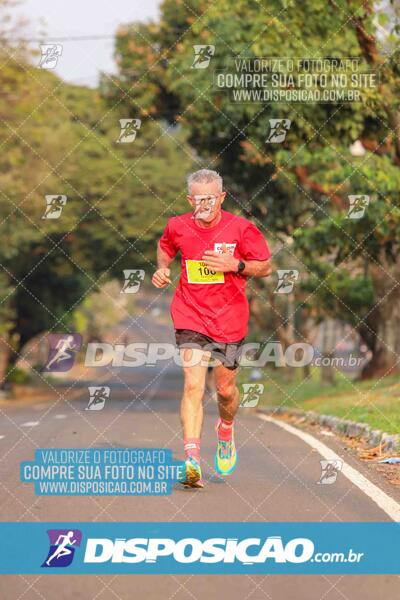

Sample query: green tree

[109,0,400,378]
[0,2,192,381]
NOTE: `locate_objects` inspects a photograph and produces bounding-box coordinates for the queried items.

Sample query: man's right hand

[152,268,172,288]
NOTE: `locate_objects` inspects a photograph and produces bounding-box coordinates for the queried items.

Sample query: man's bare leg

[180,348,210,437]
[214,363,240,475]
[214,363,240,422]
[180,348,210,487]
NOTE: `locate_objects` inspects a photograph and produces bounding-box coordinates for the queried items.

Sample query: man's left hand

[202,249,239,273]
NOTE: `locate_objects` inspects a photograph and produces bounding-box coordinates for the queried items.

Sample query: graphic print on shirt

[214,242,237,255]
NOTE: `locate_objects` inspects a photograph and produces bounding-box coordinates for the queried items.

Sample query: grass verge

[240,368,400,434]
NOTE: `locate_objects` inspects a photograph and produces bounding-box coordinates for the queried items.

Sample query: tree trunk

[296,306,316,379]
[320,319,335,385]
[0,335,20,389]
[360,261,400,379]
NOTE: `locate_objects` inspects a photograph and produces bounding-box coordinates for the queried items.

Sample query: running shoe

[214,419,238,476]
[180,455,204,488]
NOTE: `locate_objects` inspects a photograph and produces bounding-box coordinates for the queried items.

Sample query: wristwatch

[237,260,246,274]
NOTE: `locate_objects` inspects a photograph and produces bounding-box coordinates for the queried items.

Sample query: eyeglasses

[192,194,219,206]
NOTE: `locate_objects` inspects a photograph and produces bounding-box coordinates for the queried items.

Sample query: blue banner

[0,522,399,574]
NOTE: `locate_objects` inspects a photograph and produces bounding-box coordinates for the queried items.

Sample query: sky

[15,0,160,87]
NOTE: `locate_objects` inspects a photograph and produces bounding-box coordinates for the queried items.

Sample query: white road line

[0,435,5,440]
[21,421,39,427]
[258,413,400,522]
[53,414,67,419]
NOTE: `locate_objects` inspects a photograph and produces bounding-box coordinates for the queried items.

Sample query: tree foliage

[107,0,400,378]
[0,1,192,379]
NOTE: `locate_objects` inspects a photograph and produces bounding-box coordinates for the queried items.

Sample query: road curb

[257,406,400,452]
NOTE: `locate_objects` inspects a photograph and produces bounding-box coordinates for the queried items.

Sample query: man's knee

[183,376,205,397]
[216,381,237,402]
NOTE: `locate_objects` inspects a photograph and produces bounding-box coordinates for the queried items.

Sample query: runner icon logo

[39,44,63,69]
[42,195,67,219]
[44,334,82,372]
[86,386,110,411]
[275,269,299,294]
[121,269,145,293]
[117,119,142,143]
[191,45,215,69]
[266,119,291,143]
[347,195,370,219]
[240,383,264,407]
[42,529,82,568]
[317,459,343,485]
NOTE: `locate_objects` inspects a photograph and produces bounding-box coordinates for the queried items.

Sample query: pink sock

[218,418,234,442]
[184,438,201,462]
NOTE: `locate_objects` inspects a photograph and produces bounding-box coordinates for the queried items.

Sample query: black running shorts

[175,329,244,370]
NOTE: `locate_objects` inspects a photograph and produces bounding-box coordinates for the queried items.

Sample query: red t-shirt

[159,210,271,342]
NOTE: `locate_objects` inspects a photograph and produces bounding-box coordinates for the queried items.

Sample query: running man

[45,531,77,566]
[87,386,108,410]
[152,169,272,487]
[45,334,77,371]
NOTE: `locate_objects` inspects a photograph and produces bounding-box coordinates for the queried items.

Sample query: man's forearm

[157,243,174,269]
[240,259,272,278]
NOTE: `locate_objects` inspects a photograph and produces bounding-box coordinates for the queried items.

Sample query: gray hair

[187,169,223,193]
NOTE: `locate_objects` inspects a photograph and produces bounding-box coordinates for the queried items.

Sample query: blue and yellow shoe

[181,456,204,488]
[214,420,238,476]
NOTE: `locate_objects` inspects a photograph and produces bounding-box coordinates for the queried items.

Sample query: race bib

[185,260,225,284]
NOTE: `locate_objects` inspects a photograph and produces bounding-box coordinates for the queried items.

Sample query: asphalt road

[0,310,399,599]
